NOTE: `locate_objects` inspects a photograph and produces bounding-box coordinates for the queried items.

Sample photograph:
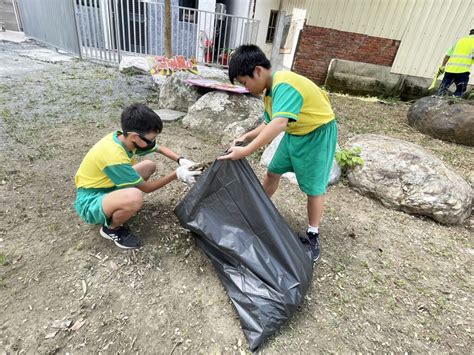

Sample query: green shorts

[74,187,115,227]
[268,119,338,196]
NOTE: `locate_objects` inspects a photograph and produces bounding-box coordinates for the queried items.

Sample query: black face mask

[133,134,156,152]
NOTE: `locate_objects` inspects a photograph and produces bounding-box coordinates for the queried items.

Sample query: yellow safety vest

[445,35,474,73]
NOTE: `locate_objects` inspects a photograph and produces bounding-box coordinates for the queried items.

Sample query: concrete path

[0,31,73,79]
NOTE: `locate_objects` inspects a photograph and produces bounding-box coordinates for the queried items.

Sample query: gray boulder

[346,134,472,225]
[158,71,202,112]
[158,67,229,112]
[408,96,474,146]
[182,91,263,144]
[119,55,151,75]
[261,132,341,186]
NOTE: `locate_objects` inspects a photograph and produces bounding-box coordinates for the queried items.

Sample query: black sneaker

[298,234,314,263]
[307,231,320,262]
[100,226,141,249]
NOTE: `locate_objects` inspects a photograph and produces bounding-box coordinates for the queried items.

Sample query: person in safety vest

[437,29,474,97]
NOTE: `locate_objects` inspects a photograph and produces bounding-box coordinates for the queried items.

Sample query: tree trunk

[164,0,172,58]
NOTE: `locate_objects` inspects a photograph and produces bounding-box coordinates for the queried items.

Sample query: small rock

[71,318,86,331]
[45,330,59,339]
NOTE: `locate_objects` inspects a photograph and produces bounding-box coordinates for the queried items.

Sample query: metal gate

[16,0,260,66]
[73,0,260,66]
[17,0,82,57]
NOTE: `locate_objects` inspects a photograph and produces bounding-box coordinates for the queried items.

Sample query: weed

[0,252,8,266]
[336,147,364,171]
[1,108,12,123]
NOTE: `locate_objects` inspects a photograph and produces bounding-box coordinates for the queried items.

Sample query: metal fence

[72,0,259,66]
[17,0,81,56]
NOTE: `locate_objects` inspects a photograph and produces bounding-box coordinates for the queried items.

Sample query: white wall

[197,0,216,61]
[253,0,281,58]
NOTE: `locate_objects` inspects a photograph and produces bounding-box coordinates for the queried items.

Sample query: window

[266,10,279,43]
[179,0,197,8]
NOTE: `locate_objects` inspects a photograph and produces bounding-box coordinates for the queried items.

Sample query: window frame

[265,9,279,44]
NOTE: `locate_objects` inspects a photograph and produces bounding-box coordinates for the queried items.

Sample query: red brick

[293,25,400,84]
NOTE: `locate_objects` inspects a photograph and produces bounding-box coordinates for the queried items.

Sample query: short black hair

[121,104,163,135]
[228,44,271,84]
[470,29,474,35]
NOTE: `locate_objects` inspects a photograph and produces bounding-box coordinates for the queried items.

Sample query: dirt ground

[0,41,473,354]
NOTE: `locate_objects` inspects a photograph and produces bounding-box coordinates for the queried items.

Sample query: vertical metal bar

[92,0,101,60]
[138,0,142,53]
[114,0,122,62]
[100,0,108,60]
[85,0,94,58]
[92,0,100,60]
[180,8,184,56]
[217,12,223,65]
[211,11,218,65]
[154,1,158,55]
[248,19,252,44]
[239,17,245,47]
[222,13,228,61]
[160,2,164,56]
[127,0,131,52]
[201,11,205,63]
[120,0,125,52]
[196,10,200,62]
[204,11,208,63]
[144,1,148,54]
[132,0,136,53]
[101,0,112,62]
[181,8,184,56]
[184,8,187,57]
[108,0,117,63]
[193,9,197,59]
[106,0,113,62]
[72,0,83,59]
[187,9,191,58]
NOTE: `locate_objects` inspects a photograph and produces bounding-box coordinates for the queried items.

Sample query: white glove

[176,166,201,185]
[178,158,195,167]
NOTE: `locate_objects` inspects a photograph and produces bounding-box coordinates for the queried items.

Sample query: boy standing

[219,45,337,262]
[74,104,200,249]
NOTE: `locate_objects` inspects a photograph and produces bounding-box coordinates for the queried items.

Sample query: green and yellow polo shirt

[75,131,158,189]
[264,71,335,135]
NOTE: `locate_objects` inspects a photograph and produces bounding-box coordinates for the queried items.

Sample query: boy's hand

[178,158,195,167]
[232,135,248,146]
[176,166,201,184]
[218,146,250,161]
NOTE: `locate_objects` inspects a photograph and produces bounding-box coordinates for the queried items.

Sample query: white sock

[307,225,319,234]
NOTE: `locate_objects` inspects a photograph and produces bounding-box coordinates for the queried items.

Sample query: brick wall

[292,26,401,84]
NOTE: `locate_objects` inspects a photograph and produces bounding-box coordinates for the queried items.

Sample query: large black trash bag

[175,159,313,350]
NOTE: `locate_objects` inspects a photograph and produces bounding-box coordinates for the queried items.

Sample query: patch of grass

[378,96,401,105]
[146,89,160,105]
[0,252,8,266]
[1,108,12,124]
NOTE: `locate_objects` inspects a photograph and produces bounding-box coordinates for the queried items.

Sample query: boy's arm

[136,170,177,193]
[237,122,266,143]
[157,146,180,163]
[219,117,288,160]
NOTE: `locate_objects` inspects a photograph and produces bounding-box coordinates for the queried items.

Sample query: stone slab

[154,108,186,122]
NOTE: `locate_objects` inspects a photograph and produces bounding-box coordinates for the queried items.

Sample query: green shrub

[336,147,365,171]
